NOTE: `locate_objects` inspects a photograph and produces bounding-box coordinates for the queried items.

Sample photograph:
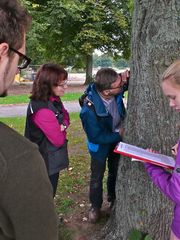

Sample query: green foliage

[94,54,113,68]
[22,0,132,67]
[128,229,143,240]
[93,53,129,69]
[127,0,134,16]
[21,0,47,64]
[128,229,153,240]
[144,235,153,240]
[114,58,129,69]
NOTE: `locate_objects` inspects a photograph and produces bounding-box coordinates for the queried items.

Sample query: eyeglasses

[109,86,122,90]
[104,85,122,91]
[55,80,68,87]
[106,81,122,91]
[9,47,31,70]
[107,76,124,90]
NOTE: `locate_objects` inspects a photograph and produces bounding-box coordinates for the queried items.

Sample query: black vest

[25,100,69,175]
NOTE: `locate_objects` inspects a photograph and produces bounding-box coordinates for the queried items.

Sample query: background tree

[22,0,132,83]
[103,0,180,239]
[21,0,47,64]
[113,57,129,69]
[93,54,113,68]
[93,54,129,69]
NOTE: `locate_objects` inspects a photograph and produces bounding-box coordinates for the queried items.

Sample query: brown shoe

[88,208,100,223]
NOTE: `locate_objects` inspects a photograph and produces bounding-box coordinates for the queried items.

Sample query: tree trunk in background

[84,54,93,85]
[103,1,180,240]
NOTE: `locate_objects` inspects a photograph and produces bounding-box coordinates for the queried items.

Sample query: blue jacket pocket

[87,140,99,152]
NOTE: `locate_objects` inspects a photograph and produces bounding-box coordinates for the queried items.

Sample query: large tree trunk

[103,1,180,240]
[84,54,93,85]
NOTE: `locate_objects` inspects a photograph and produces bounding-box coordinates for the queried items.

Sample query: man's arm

[80,107,121,144]
[1,147,58,240]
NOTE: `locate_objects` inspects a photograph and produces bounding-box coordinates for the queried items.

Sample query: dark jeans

[49,172,59,198]
[89,146,119,209]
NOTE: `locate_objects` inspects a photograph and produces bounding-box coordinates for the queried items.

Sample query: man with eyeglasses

[0,1,58,239]
[80,68,129,223]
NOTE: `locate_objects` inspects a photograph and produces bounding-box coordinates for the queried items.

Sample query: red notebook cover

[114,142,175,170]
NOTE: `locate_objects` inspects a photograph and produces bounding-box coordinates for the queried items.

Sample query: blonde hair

[161,59,180,86]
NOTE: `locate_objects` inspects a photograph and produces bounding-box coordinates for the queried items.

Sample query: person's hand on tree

[119,127,125,137]
[146,148,159,154]
[171,143,178,157]
[120,70,130,84]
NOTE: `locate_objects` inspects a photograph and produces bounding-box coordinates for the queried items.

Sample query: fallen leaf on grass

[68,167,73,171]
[82,217,88,222]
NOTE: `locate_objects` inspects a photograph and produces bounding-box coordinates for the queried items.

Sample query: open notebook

[114,142,175,169]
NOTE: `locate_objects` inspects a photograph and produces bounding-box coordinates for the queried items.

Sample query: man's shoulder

[0,122,40,183]
[0,122,38,158]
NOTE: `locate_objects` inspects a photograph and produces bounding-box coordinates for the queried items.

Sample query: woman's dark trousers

[49,172,59,198]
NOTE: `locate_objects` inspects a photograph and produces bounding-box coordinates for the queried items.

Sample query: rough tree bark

[84,54,93,85]
[103,1,180,240]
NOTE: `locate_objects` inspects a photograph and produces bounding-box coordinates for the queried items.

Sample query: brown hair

[95,68,118,92]
[30,63,68,101]
[0,0,31,50]
[161,59,180,86]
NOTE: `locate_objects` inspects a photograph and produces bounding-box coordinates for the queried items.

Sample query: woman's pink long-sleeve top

[32,96,70,148]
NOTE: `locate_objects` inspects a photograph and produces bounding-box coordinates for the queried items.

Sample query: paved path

[0,101,80,117]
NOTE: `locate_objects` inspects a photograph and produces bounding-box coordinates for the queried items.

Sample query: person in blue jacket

[80,68,129,223]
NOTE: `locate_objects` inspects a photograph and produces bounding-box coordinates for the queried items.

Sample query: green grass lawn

[0,92,82,105]
[0,116,26,133]
[0,91,128,105]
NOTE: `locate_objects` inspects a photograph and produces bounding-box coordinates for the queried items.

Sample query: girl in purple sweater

[145,60,180,240]
[25,63,70,197]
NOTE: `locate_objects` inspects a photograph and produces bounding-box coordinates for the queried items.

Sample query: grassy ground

[0,92,82,105]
